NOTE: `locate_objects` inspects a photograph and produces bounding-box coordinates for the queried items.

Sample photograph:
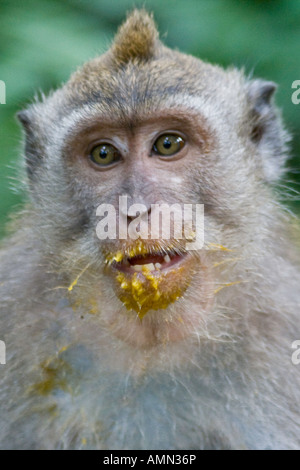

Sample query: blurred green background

[0,0,299,237]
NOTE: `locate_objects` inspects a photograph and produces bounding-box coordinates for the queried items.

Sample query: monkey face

[59,106,219,344]
[17,11,286,347]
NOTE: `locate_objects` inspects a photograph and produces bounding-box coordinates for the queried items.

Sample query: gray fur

[0,10,299,450]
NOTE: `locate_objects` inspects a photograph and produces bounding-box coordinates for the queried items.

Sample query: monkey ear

[247,79,289,181]
[17,108,42,178]
[247,79,277,142]
[248,79,277,112]
[17,109,32,129]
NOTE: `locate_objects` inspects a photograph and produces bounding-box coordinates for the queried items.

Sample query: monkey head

[17,10,289,347]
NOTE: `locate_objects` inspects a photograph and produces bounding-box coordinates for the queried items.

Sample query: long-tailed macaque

[0,10,299,450]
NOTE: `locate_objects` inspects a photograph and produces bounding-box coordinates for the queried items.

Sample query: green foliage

[0,0,299,237]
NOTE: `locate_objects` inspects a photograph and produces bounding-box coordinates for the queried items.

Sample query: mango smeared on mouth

[105,239,170,265]
[116,269,185,318]
[105,250,125,265]
[105,241,194,317]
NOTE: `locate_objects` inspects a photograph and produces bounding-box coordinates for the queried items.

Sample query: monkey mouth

[104,241,195,318]
[113,251,188,274]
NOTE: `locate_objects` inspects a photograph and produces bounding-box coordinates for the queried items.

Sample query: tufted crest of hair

[110,9,159,65]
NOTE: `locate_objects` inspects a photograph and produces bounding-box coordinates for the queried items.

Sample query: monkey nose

[119,196,151,220]
[127,204,151,220]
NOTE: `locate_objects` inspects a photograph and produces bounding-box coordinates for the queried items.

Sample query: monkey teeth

[131,263,156,272]
[107,239,190,277]
[111,251,188,276]
[129,254,174,272]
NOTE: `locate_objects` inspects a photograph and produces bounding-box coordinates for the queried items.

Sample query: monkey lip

[112,251,188,275]
[108,246,197,320]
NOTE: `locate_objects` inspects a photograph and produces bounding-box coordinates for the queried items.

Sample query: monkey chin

[102,240,214,346]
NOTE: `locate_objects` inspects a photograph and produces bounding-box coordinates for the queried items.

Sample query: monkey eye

[153,134,185,157]
[90,143,121,167]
